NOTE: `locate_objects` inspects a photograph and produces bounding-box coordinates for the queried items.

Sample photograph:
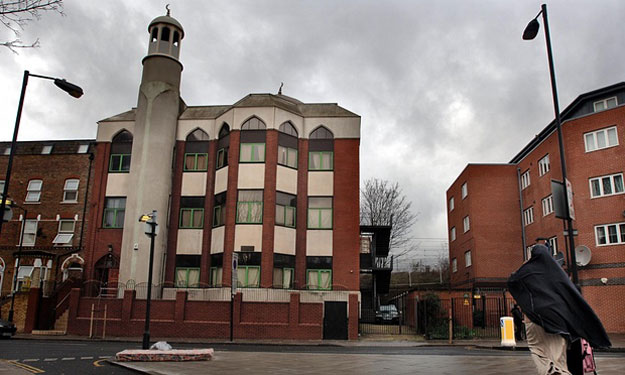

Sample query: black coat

[507,245,611,348]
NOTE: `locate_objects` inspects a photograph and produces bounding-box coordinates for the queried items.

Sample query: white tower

[118,8,184,287]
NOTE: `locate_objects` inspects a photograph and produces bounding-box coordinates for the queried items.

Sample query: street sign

[231,253,238,296]
[565,178,575,220]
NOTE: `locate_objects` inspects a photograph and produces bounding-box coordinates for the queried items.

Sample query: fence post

[448,307,452,344]
[451,298,455,340]
[89,303,94,338]
[103,304,107,339]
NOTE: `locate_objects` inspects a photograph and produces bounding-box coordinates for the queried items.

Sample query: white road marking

[44,358,58,361]
[81,356,94,360]
[98,355,111,359]
[23,359,40,362]
[62,357,76,361]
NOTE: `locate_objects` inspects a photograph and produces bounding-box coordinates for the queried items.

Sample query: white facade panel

[210,226,225,254]
[106,173,130,196]
[276,166,298,194]
[306,230,333,256]
[214,166,228,194]
[234,225,263,252]
[181,172,207,196]
[176,229,203,255]
[238,164,265,189]
[308,172,333,196]
[274,226,296,255]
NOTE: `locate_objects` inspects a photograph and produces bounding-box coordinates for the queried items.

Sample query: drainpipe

[517,168,527,261]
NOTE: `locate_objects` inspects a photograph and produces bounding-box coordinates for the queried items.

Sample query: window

[589,173,624,198]
[463,216,470,233]
[41,145,53,154]
[14,265,34,292]
[184,153,208,171]
[593,97,618,112]
[276,192,296,228]
[526,246,533,260]
[450,227,456,242]
[0,180,4,196]
[461,183,468,199]
[109,130,133,172]
[217,123,230,169]
[3,147,10,155]
[210,267,223,287]
[309,126,333,139]
[307,269,332,290]
[449,197,454,212]
[273,267,294,289]
[236,190,263,224]
[237,266,260,287]
[241,117,266,130]
[538,154,550,176]
[63,179,79,202]
[213,193,226,227]
[523,207,534,226]
[595,222,625,246]
[308,151,333,170]
[53,220,75,246]
[77,144,89,153]
[547,237,558,255]
[21,219,37,246]
[279,122,298,137]
[278,145,298,168]
[25,180,42,202]
[103,197,126,228]
[542,195,554,216]
[217,148,228,168]
[521,170,530,190]
[584,126,618,152]
[175,255,201,288]
[464,250,472,267]
[239,143,266,162]
[451,258,457,273]
[308,197,332,229]
[179,197,205,229]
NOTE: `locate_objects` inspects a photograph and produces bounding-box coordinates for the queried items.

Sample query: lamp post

[139,211,158,349]
[523,4,579,286]
[8,202,27,323]
[0,70,83,236]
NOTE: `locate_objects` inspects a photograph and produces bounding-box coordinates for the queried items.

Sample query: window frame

[216,148,228,169]
[542,195,554,216]
[461,183,468,199]
[593,96,618,112]
[538,154,550,176]
[103,197,126,228]
[464,250,472,268]
[451,258,457,273]
[174,267,201,288]
[306,269,332,290]
[523,206,534,226]
[53,219,75,246]
[547,237,558,255]
[449,197,454,212]
[239,143,266,163]
[109,153,131,173]
[276,204,296,228]
[179,207,205,229]
[450,227,456,242]
[183,152,208,172]
[589,173,624,198]
[236,190,264,224]
[210,266,223,287]
[278,145,298,169]
[462,216,470,233]
[595,222,625,246]
[584,126,619,152]
[237,265,261,288]
[63,179,80,203]
[308,151,334,171]
[521,170,530,190]
[307,197,333,229]
[25,179,43,202]
[273,267,294,289]
[20,219,38,246]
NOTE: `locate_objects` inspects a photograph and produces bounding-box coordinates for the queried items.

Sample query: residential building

[446,82,625,332]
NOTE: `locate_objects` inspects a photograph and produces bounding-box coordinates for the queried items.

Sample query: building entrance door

[323,301,347,340]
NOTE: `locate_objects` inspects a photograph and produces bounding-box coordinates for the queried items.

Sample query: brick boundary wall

[64,288,360,340]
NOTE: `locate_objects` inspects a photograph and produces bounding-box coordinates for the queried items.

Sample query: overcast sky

[1,0,623,264]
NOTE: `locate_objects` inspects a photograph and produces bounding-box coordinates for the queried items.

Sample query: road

[1,339,624,374]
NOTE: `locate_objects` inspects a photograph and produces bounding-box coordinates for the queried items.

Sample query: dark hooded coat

[507,245,611,348]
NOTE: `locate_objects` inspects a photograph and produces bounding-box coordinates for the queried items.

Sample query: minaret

[118,7,184,287]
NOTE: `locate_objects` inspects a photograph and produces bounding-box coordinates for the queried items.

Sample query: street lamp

[523,4,579,286]
[0,70,83,236]
[139,211,158,349]
[7,201,27,323]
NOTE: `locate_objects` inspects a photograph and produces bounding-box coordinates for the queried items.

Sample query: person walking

[507,244,611,375]
[511,303,525,341]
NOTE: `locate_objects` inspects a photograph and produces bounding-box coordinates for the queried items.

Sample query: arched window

[309,126,333,171]
[217,123,230,169]
[173,31,180,47]
[240,117,266,163]
[151,28,158,43]
[184,129,209,172]
[279,122,298,137]
[278,122,298,169]
[109,130,133,173]
[161,26,170,41]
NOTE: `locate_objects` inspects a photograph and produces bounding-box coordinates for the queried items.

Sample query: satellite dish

[575,245,592,266]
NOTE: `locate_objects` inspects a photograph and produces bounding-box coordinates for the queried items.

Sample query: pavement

[1,333,625,374]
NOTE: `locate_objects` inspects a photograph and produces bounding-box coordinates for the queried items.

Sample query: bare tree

[1,0,64,53]
[360,178,418,257]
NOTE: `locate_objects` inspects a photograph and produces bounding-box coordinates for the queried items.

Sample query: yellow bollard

[500,316,516,347]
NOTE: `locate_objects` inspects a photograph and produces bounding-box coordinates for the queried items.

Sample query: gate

[358,292,416,336]
[323,301,347,340]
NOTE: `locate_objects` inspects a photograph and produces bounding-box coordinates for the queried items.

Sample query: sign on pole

[231,253,238,296]
[565,178,575,220]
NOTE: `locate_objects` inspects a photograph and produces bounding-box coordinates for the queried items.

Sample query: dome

[149,15,184,39]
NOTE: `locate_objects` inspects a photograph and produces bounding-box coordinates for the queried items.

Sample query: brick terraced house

[447,82,625,333]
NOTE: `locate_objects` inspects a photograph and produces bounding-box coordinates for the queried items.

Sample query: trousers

[526,320,571,375]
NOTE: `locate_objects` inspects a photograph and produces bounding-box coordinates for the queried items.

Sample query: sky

[1,0,623,265]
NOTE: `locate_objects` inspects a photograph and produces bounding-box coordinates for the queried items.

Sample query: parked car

[375,304,400,324]
[0,319,16,338]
